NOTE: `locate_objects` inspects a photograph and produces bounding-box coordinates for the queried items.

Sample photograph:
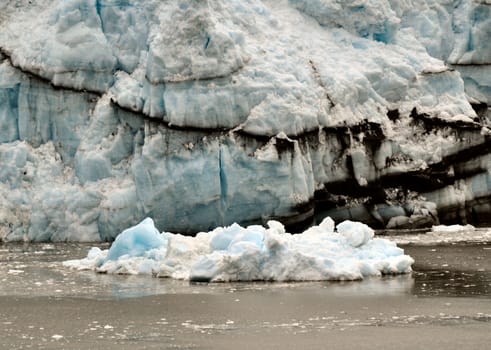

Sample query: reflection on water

[412,270,490,297]
[404,244,491,298]
[0,242,489,299]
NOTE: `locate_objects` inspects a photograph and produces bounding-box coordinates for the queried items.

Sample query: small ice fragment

[51,335,63,340]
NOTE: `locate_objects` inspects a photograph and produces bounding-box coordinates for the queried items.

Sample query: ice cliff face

[0,0,490,241]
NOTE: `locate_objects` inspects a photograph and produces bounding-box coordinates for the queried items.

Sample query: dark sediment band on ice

[410,107,482,130]
[0,47,106,96]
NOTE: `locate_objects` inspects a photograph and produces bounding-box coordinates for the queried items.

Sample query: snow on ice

[64,217,414,282]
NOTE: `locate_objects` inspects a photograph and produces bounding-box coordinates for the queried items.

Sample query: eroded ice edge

[64,217,414,282]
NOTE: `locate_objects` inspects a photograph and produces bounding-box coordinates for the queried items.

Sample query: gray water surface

[0,239,490,349]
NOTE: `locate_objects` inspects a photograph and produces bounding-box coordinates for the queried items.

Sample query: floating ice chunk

[65,217,413,282]
[318,216,335,233]
[267,220,286,235]
[87,247,102,259]
[210,223,245,251]
[64,246,107,270]
[390,227,491,245]
[105,218,168,261]
[336,220,374,247]
[431,224,475,233]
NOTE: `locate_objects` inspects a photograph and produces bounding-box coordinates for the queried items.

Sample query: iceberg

[64,217,414,282]
[0,0,490,241]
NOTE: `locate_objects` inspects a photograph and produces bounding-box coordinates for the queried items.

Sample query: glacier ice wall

[0,0,490,241]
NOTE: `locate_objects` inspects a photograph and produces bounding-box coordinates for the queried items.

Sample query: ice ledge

[1,0,484,133]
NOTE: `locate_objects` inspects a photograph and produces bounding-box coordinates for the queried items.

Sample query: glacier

[64,217,414,281]
[0,0,490,242]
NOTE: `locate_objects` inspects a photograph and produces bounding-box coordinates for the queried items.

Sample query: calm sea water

[0,231,489,350]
